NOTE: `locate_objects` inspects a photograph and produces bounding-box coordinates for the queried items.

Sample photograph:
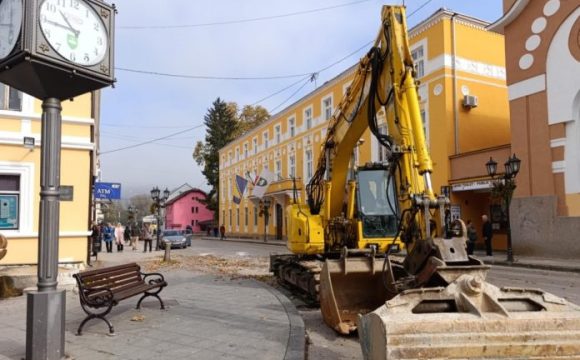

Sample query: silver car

[160,230,189,249]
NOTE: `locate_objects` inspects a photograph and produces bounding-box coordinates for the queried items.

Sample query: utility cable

[268,76,312,113]
[120,0,372,30]
[115,67,312,80]
[99,124,204,155]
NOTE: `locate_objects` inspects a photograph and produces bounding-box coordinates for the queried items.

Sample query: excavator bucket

[358,274,580,359]
[320,256,390,335]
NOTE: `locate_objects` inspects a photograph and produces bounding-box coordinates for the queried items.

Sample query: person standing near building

[466,220,477,255]
[103,223,114,253]
[482,214,493,256]
[142,223,153,252]
[90,222,101,256]
[219,224,226,240]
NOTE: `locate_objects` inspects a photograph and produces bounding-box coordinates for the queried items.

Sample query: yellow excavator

[269,5,580,359]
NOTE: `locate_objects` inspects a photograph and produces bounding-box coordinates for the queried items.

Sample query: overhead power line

[115,67,311,81]
[99,124,204,155]
[120,0,373,30]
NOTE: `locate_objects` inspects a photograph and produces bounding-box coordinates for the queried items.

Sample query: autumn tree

[227,103,270,137]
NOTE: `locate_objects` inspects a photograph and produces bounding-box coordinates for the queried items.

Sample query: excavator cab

[320,165,401,335]
[357,167,399,242]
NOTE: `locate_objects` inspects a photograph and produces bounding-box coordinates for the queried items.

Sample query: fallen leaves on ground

[141,254,276,285]
[131,314,145,322]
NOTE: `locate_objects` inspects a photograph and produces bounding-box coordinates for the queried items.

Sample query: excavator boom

[274,5,580,359]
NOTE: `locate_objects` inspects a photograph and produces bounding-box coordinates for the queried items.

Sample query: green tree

[193,98,240,216]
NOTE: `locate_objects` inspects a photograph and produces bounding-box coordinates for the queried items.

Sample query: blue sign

[94,182,121,200]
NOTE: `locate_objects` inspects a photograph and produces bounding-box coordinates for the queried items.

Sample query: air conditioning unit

[463,95,478,108]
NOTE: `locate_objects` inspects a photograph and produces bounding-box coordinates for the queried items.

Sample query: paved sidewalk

[0,251,305,360]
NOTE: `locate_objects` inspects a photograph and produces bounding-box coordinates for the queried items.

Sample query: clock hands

[59,10,79,37]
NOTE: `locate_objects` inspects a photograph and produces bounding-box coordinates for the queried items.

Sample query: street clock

[0,0,115,100]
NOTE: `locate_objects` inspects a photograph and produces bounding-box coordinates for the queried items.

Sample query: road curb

[256,280,306,360]
[483,259,580,274]
[200,237,286,247]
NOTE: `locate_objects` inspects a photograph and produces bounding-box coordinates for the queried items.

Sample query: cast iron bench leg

[77,313,115,335]
[136,287,165,310]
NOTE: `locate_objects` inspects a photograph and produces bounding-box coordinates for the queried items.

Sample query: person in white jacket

[114,223,124,252]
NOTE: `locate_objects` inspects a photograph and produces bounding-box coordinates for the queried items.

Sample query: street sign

[94,182,121,200]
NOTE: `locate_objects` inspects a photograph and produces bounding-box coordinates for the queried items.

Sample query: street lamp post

[485,154,521,263]
[151,187,170,251]
[260,198,272,242]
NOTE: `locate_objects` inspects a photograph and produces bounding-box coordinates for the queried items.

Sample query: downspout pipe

[451,12,459,155]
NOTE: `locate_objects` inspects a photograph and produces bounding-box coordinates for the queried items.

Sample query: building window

[275,160,282,180]
[254,206,258,226]
[304,107,313,129]
[288,117,295,137]
[191,206,195,213]
[322,96,333,121]
[305,149,313,182]
[244,143,248,158]
[263,131,269,149]
[244,207,248,226]
[253,138,258,154]
[0,175,20,230]
[235,148,240,162]
[289,155,296,178]
[191,220,195,226]
[275,125,281,144]
[229,209,232,227]
[222,210,225,225]
[236,208,240,226]
[0,84,23,111]
[411,45,424,78]
[420,109,429,144]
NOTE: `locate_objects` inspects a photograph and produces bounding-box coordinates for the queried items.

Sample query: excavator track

[270,254,322,305]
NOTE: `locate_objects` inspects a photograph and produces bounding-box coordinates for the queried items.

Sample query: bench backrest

[74,263,143,295]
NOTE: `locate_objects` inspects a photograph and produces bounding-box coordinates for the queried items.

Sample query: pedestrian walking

[142,223,153,252]
[466,219,477,255]
[482,214,493,256]
[115,223,124,252]
[124,224,131,245]
[103,223,114,253]
[213,227,218,237]
[130,223,140,250]
[219,224,226,240]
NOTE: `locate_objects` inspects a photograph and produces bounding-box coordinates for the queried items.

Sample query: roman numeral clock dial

[39,0,108,66]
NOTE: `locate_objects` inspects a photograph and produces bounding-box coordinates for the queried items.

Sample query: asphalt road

[184,239,580,360]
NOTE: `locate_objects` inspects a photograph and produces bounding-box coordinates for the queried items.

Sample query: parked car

[160,230,188,249]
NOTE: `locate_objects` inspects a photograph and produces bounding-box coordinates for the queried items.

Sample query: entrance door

[276,203,283,240]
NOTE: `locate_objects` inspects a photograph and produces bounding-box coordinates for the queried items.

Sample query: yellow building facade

[0,83,97,265]
[219,9,511,249]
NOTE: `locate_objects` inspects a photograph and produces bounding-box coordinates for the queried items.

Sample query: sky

[98,0,504,200]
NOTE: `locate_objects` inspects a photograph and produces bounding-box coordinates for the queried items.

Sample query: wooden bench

[73,262,167,335]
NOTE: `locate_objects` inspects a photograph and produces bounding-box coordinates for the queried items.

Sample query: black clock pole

[26,98,66,360]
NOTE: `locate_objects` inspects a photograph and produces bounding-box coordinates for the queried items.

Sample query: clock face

[39,0,108,66]
[0,0,23,59]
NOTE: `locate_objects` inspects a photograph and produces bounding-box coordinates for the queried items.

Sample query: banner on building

[233,175,248,204]
[251,169,275,199]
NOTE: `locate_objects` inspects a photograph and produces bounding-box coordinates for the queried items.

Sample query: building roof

[165,188,208,206]
[487,0,529,34]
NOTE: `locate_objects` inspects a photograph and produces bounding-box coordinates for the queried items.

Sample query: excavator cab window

[357,169,398,238]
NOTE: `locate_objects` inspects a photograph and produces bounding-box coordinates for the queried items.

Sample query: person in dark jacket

[466,219,477,255]
[482,214,493,256]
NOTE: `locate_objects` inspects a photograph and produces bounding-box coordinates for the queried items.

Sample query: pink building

[165,188,214,233]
